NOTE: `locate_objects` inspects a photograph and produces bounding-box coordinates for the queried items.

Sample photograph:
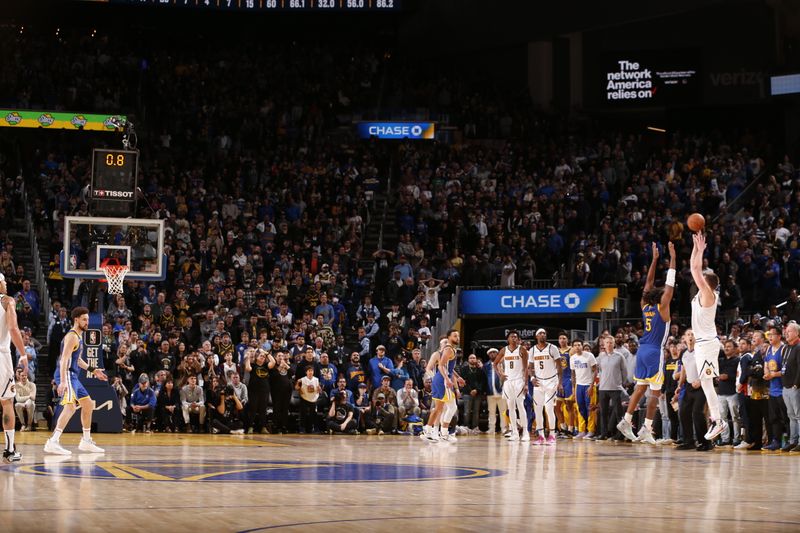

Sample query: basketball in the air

[687,212,705,232]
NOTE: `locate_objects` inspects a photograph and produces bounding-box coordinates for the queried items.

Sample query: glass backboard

[60,216,166,281]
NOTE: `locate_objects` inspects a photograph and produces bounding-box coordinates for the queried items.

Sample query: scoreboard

[86,0,399,11]
[91,148,138,216]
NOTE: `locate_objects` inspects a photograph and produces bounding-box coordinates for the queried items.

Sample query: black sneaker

[675,442,696,450]
[2,449,22,463]
[781,442,796,453]
[696,442,713,452]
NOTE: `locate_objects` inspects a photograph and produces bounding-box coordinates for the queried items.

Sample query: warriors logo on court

[11,460,502,483]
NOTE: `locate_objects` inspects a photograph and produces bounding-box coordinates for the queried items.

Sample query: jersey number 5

[645,317,652,332]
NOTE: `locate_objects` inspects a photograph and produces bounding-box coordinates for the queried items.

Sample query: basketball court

[2,433,799,532]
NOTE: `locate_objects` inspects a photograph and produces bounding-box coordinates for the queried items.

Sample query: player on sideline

[617,242,676,444]
[555,332,575,437]
[0,274,31,462]
[495,330,530,442]
[44,307,107,455]
[689,232,727,442]
[429,329,460,443]
[529,328,563,445]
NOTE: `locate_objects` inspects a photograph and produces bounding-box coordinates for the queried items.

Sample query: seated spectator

[397,378,420,420]
[212,382,245,435]
[156,378,182,433]
[362,392,396,435]
[14,369,36,431]
[130,373,157,433]
[326,390,357,434]
[180,375,206,433]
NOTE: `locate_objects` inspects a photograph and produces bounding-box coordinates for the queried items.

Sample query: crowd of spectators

[1,24,799,439]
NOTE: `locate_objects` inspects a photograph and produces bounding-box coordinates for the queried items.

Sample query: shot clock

[91,148,138,216]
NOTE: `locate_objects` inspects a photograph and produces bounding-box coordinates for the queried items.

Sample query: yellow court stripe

[94,462,174,480]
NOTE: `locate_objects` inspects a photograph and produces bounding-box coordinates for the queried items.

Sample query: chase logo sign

[357,122,435,140]
[11,460,500,483]
[460,288,618,315]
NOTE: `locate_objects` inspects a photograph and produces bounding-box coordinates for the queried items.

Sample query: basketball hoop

[100,263,129,295]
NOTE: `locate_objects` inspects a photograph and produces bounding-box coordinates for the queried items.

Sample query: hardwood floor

[2,432,799,532]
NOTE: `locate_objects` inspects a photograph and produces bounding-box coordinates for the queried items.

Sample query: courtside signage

[460,288,618,315]
[357,122,435,140]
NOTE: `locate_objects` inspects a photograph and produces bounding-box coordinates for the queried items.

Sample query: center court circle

[12,460,503,483]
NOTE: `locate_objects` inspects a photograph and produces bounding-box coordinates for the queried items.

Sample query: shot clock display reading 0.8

[91,149,138,208]
[105,153,127,167]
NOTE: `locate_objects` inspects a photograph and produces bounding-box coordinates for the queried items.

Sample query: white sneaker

[520,433,531,442]
[733,441,753,450]
[636,426,656,445]
[44,439,72,456]
[440,432,457,443]
[507,432,520,442]
[704,420,728,442]
[78,438,105,453]
[656,438,674,445]
[419,426,432,441]
[20,426,28,432]
[616,419,636,441]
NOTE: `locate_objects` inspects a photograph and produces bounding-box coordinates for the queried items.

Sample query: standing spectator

[131,374,157,433]
[780,322,800,452]
[296,365,321,434]
[674,330,711,451]
[459,353,486,430]
[763,326,787,451]
[13,369,36,431]
[156,378,181,432]
[717,339,743,446]
[244,349,274,434]
[660,340,682,443]
[369,345,394,390]
[596,336,627,440]
[484,348,506,435]
[736,334,770,450]
[180,375,206,432]
[390,354,410,392]
[570,340,598,439]
[269,353,294,434]
[112,376,129,424]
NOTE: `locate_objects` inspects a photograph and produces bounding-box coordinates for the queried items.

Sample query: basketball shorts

[634,344,664,391]
[0,350,14,400]
[55,371,90,406]
[695,340,721,380]
[431,373,454,402]
[533,376,559,406]
[502,378,525,401]
[557,375,573,400]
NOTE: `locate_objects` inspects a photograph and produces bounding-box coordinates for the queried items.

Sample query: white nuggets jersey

[531,343,561,380]
[691,292,718,344]
[503,345,524,381]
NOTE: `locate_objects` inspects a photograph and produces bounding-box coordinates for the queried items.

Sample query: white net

[101,265,129,295]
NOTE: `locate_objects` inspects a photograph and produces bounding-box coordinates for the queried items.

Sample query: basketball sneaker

[507,432,520,442]
[440,432,457,444]
[423,427,440,443]
[78,438,105,453]
[616,419,636,441]
[44,439,72,456]
[546,434,556,446]
[575,431,587,439]
[636,426,656,445]
[520,432,531,442]
[704,420,728,442]
[2,449,21,463]
[532,434,545,446]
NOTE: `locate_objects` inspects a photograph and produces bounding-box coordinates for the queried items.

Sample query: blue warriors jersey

[444,352,456,378]
[56,329,84,376]
[640,304,670,348]
[559,348,572,391]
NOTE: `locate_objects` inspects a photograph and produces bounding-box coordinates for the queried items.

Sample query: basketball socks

[83,428,91,441]
[623,412,633,424]
[644,418,653,431]
[700,380,721,421]
[4,429,13,452]
[52,428,63,443]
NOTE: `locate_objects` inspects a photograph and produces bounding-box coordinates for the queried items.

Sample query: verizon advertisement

[599,52,700,106]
